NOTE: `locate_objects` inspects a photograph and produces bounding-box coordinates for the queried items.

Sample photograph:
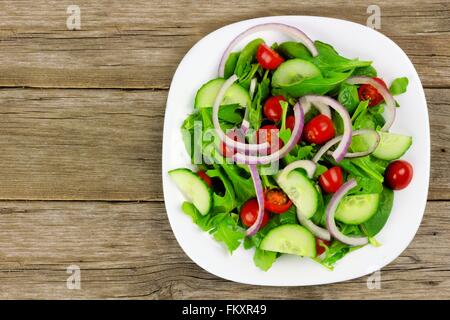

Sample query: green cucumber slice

[169,168,212,215]
[335,193,380,225]
[260,224,316,257]
[272,59,322,87]
[194,78,252,109]
[372,132,412,160]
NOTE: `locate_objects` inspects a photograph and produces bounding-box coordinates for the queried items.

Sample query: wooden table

[0,0,448,299]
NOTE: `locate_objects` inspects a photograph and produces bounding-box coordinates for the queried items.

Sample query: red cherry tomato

[264,188,292,214]
[257,124,284,153]
[256,43,285,70]
[385,160,413,190]
[220,130,244,158]
[319,166,344,193]
[286,115,301,144]
[358,77,388,107]
[197,171,212,188]
[263,96,286,122]
[316,238,332,256]
[303,114,335,145]
[240,198,270,228]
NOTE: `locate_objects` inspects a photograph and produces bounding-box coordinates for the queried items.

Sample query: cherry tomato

[264,188,292,214]
[263,96,286,122]
[358,77,388,107]
[240,198,270,228]
[286,115,301,144]
[385,160,413,190]
[316,238,332,256]
[303,114,335,145]
[220,130,244,158]
[256,43,285,70]
[319,166,344,193]
[257,124,284,153]
[197,171,212,188]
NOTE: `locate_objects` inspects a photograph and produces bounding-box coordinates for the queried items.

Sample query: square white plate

[162,16,430,286]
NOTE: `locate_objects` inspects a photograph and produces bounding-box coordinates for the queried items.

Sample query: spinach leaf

[206,167,237,213]
[224,51,240,79]
[353,65,377,77]
[276,41,312,60]
[249,71,270,130]
[221,163,256,206]
[182,202,244,253]
[239,63,261,89]
[317,240,361,270]
[235,38,264,79]
[389,77,409,96]
[338,83,360,114]
[361,187,394,237]
[253,248,278,271]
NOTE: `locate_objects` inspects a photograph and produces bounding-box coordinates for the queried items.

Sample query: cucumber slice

[335,193,380,225]
[276,170,318,219]
[169,168,213,215]
[272,59,321,87]
[194,78,252,109]
[372,132,412,160]
[260,224,316,257]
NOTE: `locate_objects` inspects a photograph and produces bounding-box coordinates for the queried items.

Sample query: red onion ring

[300,96,331,118]
[326,179,369,246]
[297,208,331,241]
[246,164,265,236]
[347,76,396,132]
[249,78,257,99]
[301,95,352,162]
[213,74,270,154]
[278,160,316,180]
[218,23,318,77]
[233,101,304,165]
[312,129,381,163]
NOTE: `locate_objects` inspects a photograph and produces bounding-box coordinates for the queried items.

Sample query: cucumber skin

[372,132,413,161]
[168,168,213,215]
[335,194,380,225]
[260,224,316,257]
[272,59,322,87]
[194,78,251,109]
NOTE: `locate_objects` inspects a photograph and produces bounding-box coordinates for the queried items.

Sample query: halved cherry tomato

[358,77,388,107]
[257,124,284,153]
[220,130,244,158]
[316,238,332,256]
[319,166,344,193]
[264,188,292,214]
[303,114,335,145]
[385,160,413,190]
[263,96,286,122]
[197,171,212,188]
[240,198,270,228]
[256,43,285,70]
[286,115,301,144]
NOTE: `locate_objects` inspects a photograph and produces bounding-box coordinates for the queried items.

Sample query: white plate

[162,16,430,286]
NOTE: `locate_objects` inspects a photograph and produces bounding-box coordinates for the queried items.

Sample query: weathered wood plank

[0,87,448,201]
[0,200,447,299]
[0,0,448,88]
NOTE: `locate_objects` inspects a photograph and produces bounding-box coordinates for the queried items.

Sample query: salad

[168,23,413,271]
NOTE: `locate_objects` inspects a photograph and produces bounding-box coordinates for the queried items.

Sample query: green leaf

[351,100,369,122]
[253,248,278,271]
[362,187,394,236]
[249,71,270,130]
[221,163,256,206]
[276,41,312,60]
[235,38,264,79]
[206,167,237,213]
[389,77,409,96]
[316,240,362,270]
[338,83,360,114]
[352,65,377,77]
[224,52,240,79]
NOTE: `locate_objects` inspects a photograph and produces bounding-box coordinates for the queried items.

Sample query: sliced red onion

[213,74,270,153]
[246,164,265,236]
[219,23,318,77]
[278,160,316,180]
[326,179,369,246]
[300,96,331,118]
[347,76,396,132]
[249,78,257,99]
[297,208,331,241]
[301,96,352,162]
[312,129,380,163]
[233,101,304,165]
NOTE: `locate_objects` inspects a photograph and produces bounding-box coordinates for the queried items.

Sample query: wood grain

[0,200,447,299]
[0,0,448,89]
[0,88,448,201]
